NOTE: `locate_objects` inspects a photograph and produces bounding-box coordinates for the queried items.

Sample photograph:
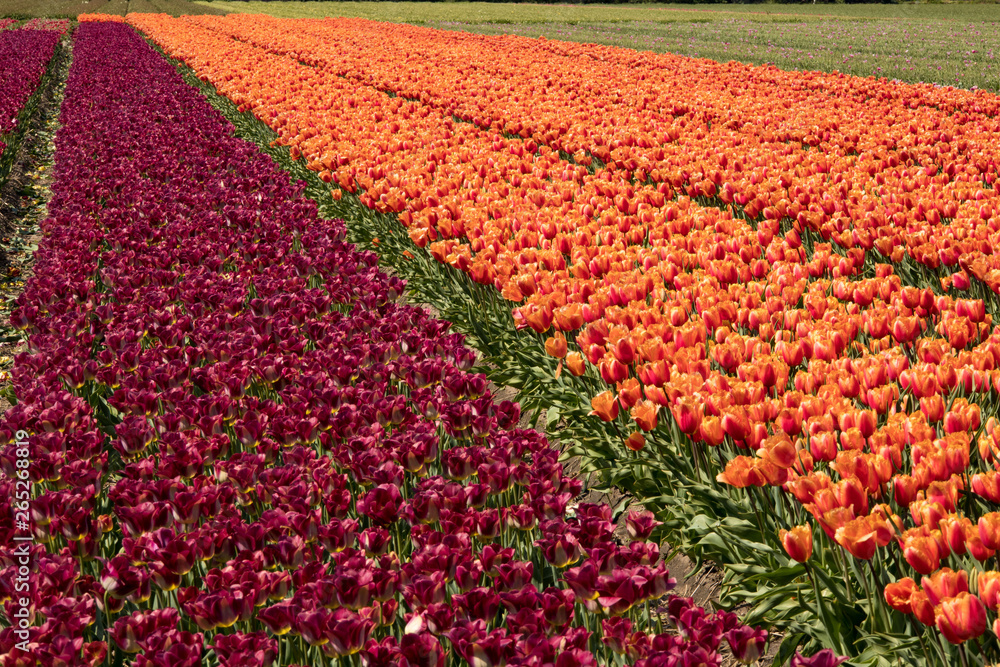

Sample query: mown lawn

[198,1,1000,91]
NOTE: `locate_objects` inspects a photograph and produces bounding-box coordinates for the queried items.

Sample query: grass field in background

[198,1,1000,91]
[197,1,1000,22]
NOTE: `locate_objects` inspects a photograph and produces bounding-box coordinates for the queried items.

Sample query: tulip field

[4,10,1000,667]
[0,17,795,667]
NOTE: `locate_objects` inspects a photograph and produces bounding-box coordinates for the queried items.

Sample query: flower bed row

[78,14,126,24]
[0,22,786,667]
[0,28,60,162]
[19,20,71,35]
[183,15,1000,299]
[126,13,1000,664]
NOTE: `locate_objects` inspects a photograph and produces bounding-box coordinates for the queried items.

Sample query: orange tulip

[834,517,878,560]
[760,435,797,469]
[698,416,725,447]
[917,394,944,423]
[838,427,865,452]
[814,506,855,542]
[545,332,568,359]
[590,391,619,422]
[523,304,553,333]
[565,352,586,377]
[630,400,658,432]
[778,524,813,563]
[716,456,766,488]
[553,303,584,332]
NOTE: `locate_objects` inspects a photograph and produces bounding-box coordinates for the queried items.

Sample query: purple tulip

[726,625,769,663]
[791,649,850,667]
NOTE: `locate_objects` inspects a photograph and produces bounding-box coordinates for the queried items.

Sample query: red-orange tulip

[965,525,996,562]
[910,589,937,626]
[617,378,642,410]
[884,577,917,615]
[599,357,628,384]
[809,432,838,462]
[940,516,970,556]
[919,394,945,422]
[671,397,702,435]
[720,408,750,442]
[834,517,878,560]
[979,512,1000,550]
[625,431,645,452]
[778,524,812,563]
[921,568,967,606]
[903,535,941,575]
[977,571,1000,611]
[891,316,920,344]
[936,592,988,645]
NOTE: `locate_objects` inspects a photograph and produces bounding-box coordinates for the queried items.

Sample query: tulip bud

[625,431,645,452]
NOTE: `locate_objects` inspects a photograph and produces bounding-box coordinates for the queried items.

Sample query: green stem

[856,554,877,634]
[805,561,846,656]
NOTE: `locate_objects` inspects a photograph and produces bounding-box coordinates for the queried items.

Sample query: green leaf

[772,633,806,667]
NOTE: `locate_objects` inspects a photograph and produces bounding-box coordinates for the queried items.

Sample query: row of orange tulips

[182,15,1000,298]
[128,13,1000,662]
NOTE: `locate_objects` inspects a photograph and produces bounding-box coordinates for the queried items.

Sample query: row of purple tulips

[0,27,59,157]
